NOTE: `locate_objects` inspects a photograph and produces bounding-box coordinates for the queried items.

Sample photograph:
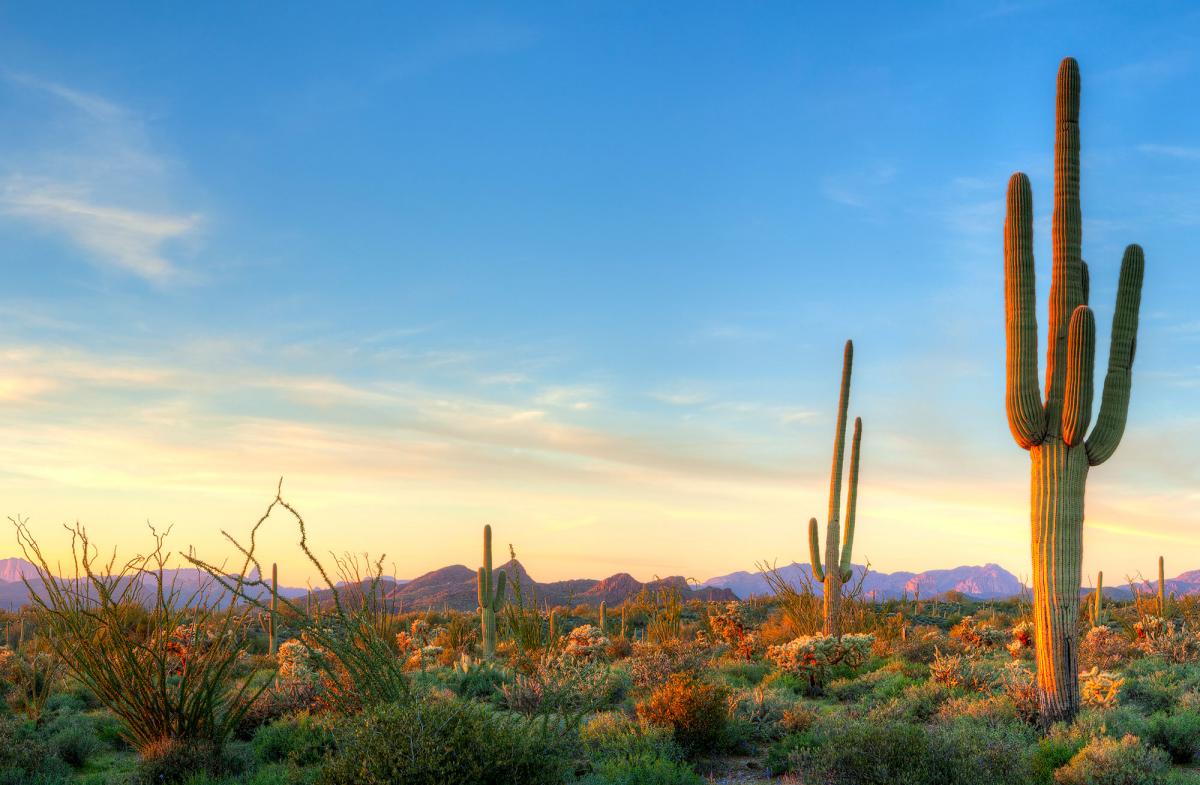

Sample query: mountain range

[2,555,1193,611]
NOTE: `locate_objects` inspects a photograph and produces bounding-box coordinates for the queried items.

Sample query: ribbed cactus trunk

[1004,58,1145,726]
[620,604,627,639]
[477,525,507,658]
[807,340,863,637]
[599,601,607,635]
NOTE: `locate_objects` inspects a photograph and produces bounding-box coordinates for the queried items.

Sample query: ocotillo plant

[1003,57,1145,725]
[599,600,607,635]
[269,562,278,656]
[1090,572,1105,627]
[477,525,507,657]
[807,339,863,637]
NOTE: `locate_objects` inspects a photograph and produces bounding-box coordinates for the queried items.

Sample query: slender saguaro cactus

[477,525,507,657]
[1003,57,1145,725]
[807,340,863,637]
[268,563,278,656]
[1158,556,1166,614]
[620,604,627,639]
[1090,572,1105,627]
[599,601,607,635]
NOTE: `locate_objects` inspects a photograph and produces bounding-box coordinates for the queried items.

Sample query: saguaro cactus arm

[1004,173,1046,449]
[839,417,862,583]
[1062,306,1096,446]
[807,518,825,582]
[1085,245,1145,466]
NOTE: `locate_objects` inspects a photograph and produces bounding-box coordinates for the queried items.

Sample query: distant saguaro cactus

[807,340,863,637]
[1158,556,1166,615]
[1090,572,1105,628]
[1003,57,1145,725]
[599,600,607,635]
[477,525,507,657]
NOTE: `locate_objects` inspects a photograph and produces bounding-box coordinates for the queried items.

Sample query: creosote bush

[635,672,729,757]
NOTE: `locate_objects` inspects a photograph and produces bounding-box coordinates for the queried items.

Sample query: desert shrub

[826,666,914,705]
[893,624,952,663]
[449,654,512,701]
[627,641,708,689]
[0,645,62,723]
[562,625,611,662]
[253,714,334,766]
[0,713,72,783]
[636,673,729,757]
[1080,626,1133,671]
[44,713,104,768]
[132,738,238,785]
[727,686,792,743]
[501,655,625,716]
[581,711,683,763]
[235,681,318,739]
[1031,735,1085,785]
[929,647,995,690]
[1123,661,1188,713]
[707,602,759,660]
[868,680,960,723]
[768,714,1033,785]
[321,696,576,785]
[1053,734,1169,785]
[711,659,770,689]
[1008,621,1034,659]
[579,756,704,785]
[1145,711,1200,764]
[997,662,1040,724]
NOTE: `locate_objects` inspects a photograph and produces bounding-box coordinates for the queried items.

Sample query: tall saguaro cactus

[1090,571,1105,628]
[477,525,507,657]
[807,340,863,637]
[1158,556,1167,615]
[1004,57,1145,725]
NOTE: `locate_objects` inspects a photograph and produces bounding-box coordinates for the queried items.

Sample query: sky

[0,2,1198,588]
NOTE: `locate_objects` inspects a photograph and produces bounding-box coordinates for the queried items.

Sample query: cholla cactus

[1008,621,1034,659]
[1079,667,1124,709]
[1133,616,1198,662]
[477,525,507,658]
[561,624,610,661]
[953,615,1008,652]
[807,341,864,637]
[1079,625,1130,671]
[708,601,759,660]
[765,633,873,689]
[277,638,318,685]
[1003,57,1146,724]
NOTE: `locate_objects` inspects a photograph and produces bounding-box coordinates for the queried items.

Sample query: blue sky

[1,2,1198,584]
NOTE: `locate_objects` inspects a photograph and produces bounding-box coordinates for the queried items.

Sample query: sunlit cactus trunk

[1003,58,1145,726]
[807,340,863,637]
[477,525,507,657]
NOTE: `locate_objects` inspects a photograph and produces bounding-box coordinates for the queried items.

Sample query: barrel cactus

[807,340,863,637]
[477,525,507,657]
[1003,57,1145,724]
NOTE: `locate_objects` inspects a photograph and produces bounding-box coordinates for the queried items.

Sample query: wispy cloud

[0,72,203,284]
[1138,143,1200,161]
[821,163,898,208]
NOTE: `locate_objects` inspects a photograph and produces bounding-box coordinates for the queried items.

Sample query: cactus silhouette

[476,525,507,657]
[1003,57,1145,724]
[807,340,862,637]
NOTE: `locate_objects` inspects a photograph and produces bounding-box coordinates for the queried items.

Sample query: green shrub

[1031,736,1085,784]
[1146,711,1200,764]
[0,714,71,782]
[635,673,729,757]
[253,714,334,766]
[450,659,513,701]
[1053,734,1169,785]
[867,681,959,722]
[711,660,770,689]
[581,711,683,763]
[321,696,576,785]
[580,755,704,785]
[768,715,1034,785]
[132,738,241,785]
[46,714,104,768]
